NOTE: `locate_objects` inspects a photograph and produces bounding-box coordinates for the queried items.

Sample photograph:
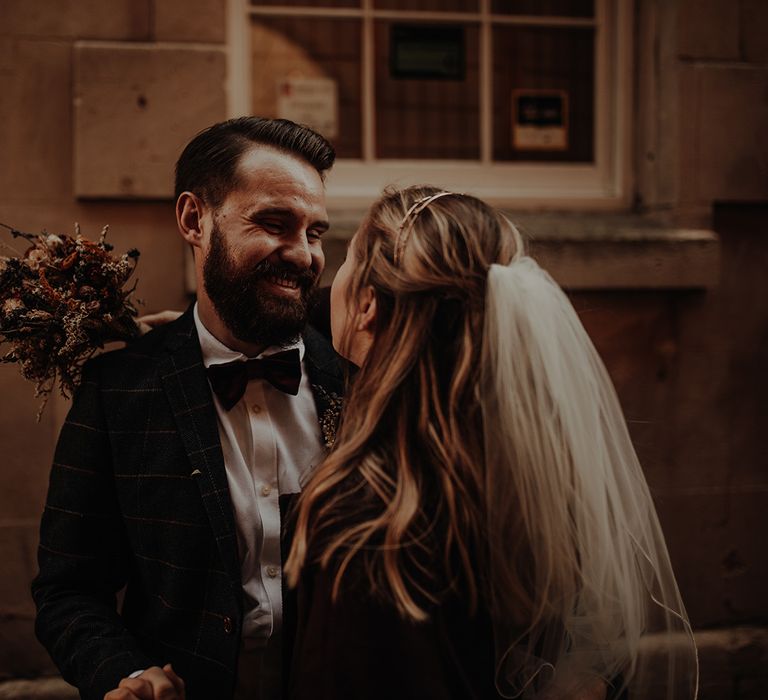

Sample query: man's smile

[263,270,304,296]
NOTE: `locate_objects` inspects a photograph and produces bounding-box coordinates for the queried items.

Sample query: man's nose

[279,230,312,269]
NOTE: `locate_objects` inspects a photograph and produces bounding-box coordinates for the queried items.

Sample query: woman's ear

[176,192,206,249]
[357,285,377,333]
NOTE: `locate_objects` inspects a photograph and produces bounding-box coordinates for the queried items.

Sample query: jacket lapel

[304,325,345,448]
[157,308,241,587]
[155,316,344,586]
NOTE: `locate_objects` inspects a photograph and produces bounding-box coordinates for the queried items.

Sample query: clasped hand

[104,664,185,700]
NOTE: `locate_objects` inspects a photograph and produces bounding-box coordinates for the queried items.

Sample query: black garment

[285,479,628,700]
[31,306,343,700]
[285,470,503,700]
[288,555,630,700]
[289,562,503,700]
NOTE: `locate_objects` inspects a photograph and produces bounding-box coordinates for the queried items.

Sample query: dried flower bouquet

[0,222,141,417]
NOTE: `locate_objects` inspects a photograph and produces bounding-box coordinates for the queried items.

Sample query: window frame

[227,0,633,210]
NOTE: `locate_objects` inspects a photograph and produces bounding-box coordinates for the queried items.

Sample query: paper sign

[276,77,338,140]
[512,90,568,151]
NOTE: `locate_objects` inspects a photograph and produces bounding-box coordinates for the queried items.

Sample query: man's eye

[261,220,283,233]
[308,229,324,241]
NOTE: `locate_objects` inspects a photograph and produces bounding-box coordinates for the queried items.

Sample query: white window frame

[227,0,633,210]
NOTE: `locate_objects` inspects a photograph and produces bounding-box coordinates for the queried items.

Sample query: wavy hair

[285,185,522,620]
[286,186,698,699]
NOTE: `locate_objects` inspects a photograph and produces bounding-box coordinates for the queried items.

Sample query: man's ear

[176,192,207,249]
[357,285,377,333]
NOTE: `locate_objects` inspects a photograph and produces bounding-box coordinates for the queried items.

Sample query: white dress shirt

[194,304,325,641]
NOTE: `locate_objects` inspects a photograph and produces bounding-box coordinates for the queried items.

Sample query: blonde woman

[285,186,698,699]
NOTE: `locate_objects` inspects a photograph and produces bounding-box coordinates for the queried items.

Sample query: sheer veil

[481,257,698,699]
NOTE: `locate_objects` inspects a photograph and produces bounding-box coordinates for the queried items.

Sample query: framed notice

[277,77,338,140]
[512,90,569,151]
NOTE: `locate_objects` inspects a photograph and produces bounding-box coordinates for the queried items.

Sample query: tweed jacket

[31,307,344,700]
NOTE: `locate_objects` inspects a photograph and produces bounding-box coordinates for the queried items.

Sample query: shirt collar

[193,302,305,369]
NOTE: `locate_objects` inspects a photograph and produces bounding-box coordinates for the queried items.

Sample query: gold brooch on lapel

[312,384,343,449]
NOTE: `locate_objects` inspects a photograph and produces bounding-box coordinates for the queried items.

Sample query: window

[228,0,631,209]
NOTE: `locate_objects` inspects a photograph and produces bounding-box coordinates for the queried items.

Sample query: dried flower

[0,222,141,418]
[3,298,23,315]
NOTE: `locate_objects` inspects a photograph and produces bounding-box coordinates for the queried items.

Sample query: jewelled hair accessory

[393,191,454,266]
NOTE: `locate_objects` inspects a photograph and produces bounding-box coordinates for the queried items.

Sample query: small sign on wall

[512,89,568,151]
[276,77,338,140]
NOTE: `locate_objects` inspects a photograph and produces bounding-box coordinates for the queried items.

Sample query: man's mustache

[248,260,318,291]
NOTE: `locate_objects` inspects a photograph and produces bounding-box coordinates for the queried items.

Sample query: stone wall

[578,204,768,699]
[0,1,766,698]
[630,8,768,693]
[0,0,226,682]
[636,0,768,226]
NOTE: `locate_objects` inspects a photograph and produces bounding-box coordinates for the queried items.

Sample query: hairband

[393,191,454,266]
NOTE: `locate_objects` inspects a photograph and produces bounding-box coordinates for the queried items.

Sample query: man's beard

[203,223,319,349]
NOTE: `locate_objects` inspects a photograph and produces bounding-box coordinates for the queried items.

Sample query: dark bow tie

[206,348,302,411]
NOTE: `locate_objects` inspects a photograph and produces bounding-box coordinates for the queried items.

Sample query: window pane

[374,0,478,11]
[250,0,360,7]
[375,21,480,159]
[492,25,594,162]
[250,17,362,158]
[491,0,593,17]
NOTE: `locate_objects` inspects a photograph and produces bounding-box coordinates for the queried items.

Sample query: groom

[31,117,343,700]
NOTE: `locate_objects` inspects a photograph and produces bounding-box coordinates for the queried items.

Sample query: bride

[284,186,698,699]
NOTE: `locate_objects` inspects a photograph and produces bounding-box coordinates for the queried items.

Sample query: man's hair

[174,116,336,206]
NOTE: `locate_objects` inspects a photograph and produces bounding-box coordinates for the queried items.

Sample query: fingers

[137,310,183,330]
[116,676,154,700]
[104,688,144,700]
[137,320,153,335]
[117,667,182,700]
[163,664,186,700]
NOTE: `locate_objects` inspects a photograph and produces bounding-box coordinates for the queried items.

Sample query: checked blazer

[31,306,344,700]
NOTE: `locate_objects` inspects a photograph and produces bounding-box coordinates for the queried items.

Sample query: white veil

[481,257,698,699]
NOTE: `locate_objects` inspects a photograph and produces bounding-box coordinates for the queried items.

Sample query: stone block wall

[637,0,768,227]
[0,1,766,698]
[573,205,768,634]
[0,0,226,682]
[602,204,768,699]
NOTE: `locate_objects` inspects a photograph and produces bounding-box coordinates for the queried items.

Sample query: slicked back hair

[174,116,336,207]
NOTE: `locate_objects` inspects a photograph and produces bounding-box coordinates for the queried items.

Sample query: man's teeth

[267,274,299,289]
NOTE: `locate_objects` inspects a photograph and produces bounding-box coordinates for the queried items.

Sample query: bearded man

[31,117,342,700]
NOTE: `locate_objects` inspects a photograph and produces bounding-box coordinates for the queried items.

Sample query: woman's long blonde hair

[286,186,698,699]
[285,185,522,620]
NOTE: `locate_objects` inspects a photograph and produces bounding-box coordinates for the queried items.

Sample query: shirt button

[251,404,261,414]
[261,484,272,497]
[266,566,279,578]
[223,616,233,634]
